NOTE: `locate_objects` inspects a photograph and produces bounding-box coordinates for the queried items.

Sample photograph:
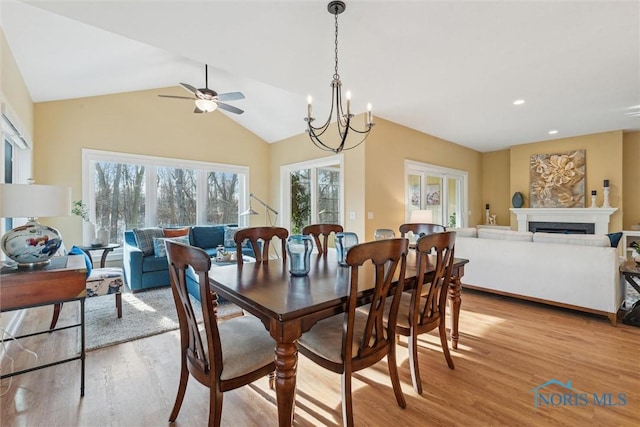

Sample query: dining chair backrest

[345,238,409,360]
[399,223,446,239]
[302,223,343,256]
[414,231,456,328]
[373,228,396,240]
[234,226,289,265]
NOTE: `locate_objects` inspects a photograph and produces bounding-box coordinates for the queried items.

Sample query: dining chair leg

[49,303,63,330]
[388,344,407,409]
[169,357,189,422]
[268,371,275,389]
[209,386,223,427]
[115,293,122,318]
[408,332,422,395]
[341,371,355,427]
[439,320,455,369]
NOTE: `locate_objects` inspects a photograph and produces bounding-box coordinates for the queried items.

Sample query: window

[405,160,468,228]
[281,155,344,234]
[83,150,249,244]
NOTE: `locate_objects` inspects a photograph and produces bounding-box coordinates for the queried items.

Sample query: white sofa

[454,228,624,325]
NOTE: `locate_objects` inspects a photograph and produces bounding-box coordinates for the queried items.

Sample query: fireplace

[528,221,595,234]
[510,208,617,235]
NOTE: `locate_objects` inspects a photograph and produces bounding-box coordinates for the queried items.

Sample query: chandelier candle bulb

[307,95,313,119]
[346,91,351,115]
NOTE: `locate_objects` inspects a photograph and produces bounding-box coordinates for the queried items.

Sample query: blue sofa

[123,224,253,295]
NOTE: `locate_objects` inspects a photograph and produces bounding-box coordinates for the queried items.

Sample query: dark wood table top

[208,250,468,323]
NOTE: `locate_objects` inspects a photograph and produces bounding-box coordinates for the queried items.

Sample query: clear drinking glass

[286,235,313,276]
[335,232,359,266]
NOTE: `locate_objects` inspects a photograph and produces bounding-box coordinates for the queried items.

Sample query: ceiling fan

[158,64,245,114]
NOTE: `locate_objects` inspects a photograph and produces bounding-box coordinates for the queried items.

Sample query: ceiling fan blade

[217,92,245,102]
[180,83,205,98]
[217,103,244,115]
[158,95,196,100]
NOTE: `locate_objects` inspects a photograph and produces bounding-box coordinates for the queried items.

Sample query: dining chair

[297,238,409,427]
[387,231,456,395]
[234,226,289,266]
[165,240,276,427]
[399,223,446,239]
[302,223,343,255]
[373,228,396,240]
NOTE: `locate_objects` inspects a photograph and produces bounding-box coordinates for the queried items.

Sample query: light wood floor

[2,289,639,426]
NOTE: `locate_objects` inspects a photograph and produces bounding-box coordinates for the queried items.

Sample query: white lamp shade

[0,183,71,218]
[409,209,433,223]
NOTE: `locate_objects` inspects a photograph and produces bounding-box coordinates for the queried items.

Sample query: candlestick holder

[602,187,610,208]
[485,208,490,225]
[590,193,597,208]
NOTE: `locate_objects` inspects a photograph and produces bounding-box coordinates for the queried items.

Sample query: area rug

[83,287,242,351]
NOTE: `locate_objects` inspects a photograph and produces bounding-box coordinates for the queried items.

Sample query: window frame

[280,154,344,232]
[82,149,250,243]
[404,159,468,227]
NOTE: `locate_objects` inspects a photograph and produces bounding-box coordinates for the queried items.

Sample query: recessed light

[548,130,558,135]
[513,99,525,106]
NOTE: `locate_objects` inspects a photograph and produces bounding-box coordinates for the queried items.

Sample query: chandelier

[305,1,374,153]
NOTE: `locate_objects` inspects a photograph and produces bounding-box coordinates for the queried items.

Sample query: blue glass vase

[286,235,313,276]
[335,232,359,266]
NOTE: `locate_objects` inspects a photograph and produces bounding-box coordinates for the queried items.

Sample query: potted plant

[630,241,640,263]
[72,200,95,246]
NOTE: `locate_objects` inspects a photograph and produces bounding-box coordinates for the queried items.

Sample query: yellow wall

[481,149,511,226]
[34,87,270,244]
[508,131,624,232]
[363,118,482,240]
[0,30,33,138]
[623,131,640,229]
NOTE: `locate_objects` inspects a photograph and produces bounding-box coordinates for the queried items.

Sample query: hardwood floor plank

[2,289,639,426]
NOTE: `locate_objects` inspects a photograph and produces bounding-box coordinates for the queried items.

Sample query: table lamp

[0,181,71,267]
[409,209,433,223]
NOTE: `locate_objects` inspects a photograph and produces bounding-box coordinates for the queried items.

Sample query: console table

[0,255,87,396]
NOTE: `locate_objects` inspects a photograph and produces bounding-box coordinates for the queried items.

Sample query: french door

[405,160,468,228]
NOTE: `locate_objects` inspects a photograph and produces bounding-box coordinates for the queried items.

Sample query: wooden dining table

[208,249,468,427]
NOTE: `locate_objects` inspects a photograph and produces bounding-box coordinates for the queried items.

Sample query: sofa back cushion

[133,227,165,256]
[478,228,533,242]
[533,232,610,247]
[454,227,478,238]
[190,225,226,249]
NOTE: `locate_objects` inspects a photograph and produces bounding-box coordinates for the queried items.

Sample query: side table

[0,255,87,397]
[620,260,640,295]
[77,243,120,268]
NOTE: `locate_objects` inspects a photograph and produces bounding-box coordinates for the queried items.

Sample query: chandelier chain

[334,8,340,81]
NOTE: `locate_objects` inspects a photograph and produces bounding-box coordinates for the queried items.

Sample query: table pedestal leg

[448,275,462,350]
[275,341,297,427]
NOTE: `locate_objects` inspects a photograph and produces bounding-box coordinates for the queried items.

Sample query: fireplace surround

[510,208,617,235]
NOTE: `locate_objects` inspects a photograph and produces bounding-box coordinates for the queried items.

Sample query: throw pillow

[69,245,92,277]
[224,226,240,247]
[606,232,623,248]
[153,235,190,258]
[133,227,164,256]
[163,227,190,238]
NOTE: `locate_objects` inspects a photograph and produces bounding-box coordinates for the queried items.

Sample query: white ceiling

[2,0,639,152]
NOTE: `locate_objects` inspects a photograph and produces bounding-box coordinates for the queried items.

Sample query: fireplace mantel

[509,208,617,234]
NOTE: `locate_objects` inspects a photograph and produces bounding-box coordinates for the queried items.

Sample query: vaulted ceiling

[2,0,639,152]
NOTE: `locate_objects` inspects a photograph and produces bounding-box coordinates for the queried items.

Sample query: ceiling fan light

[195,99,217,112]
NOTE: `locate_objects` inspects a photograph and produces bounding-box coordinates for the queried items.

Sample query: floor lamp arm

[250,193,278,215]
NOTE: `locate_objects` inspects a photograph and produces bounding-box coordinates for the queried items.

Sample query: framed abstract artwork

[529,150,585,208]
[425,184,441,206]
